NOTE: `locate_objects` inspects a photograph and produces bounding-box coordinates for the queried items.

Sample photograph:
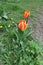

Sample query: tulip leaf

[23,28,33,38]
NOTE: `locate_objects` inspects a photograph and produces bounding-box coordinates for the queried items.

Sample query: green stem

[26,18,28,23]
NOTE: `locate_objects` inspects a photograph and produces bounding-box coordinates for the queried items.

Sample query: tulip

[18,20,28,31]
[24,11,30,18]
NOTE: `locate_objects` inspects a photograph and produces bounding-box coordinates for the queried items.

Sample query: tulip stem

[26,18,28,23]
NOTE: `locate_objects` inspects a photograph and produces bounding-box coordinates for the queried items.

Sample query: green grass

[0,0,43,65]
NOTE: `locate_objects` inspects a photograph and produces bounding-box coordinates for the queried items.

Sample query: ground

[29,7,43,43]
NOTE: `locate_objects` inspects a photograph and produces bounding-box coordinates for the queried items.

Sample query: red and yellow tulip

[24,11,30,18]
[18,20,28,31]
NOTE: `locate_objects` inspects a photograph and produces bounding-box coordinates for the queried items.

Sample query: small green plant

[0,11,43,65]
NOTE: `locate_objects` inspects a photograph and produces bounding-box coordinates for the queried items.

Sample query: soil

[29,7,43,43]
